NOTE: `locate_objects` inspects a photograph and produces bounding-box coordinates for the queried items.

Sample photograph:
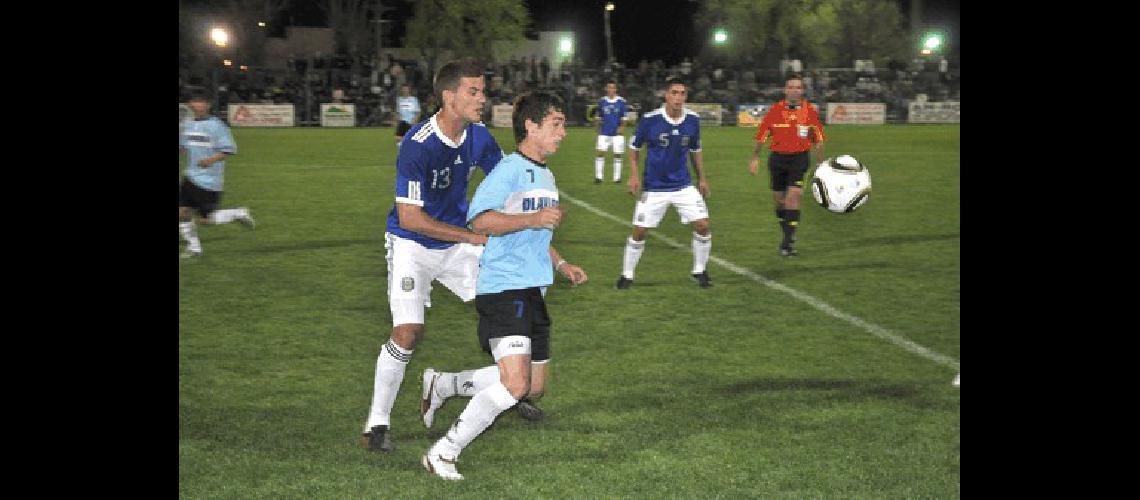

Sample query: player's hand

[698,178,710,199]
[530,207,562,229]
[748,157,759,176]
[627,177,641,197]
[558,262,588,286]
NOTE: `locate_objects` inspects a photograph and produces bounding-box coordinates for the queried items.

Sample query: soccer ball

[811,155,872,213]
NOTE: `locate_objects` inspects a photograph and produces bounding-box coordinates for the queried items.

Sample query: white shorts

[385,232,483,326]
[596,134,625,154]
[631,186,710,228]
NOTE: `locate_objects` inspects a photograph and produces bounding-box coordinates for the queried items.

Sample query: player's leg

[779,153,810,256]
[179,179,204,258]
[673,187,713,287]
[611,135,625,182]
[516,305,551,421]
[362,234,438,452]
[207,187,255,230]
[424,290,534,480]
[595,135,609,183]
[769,155,795,255]
[618,193,665,289]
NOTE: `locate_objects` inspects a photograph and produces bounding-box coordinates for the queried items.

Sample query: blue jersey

[629,107,702,192]
[386,114,504,249]
[180,116,237,191]
[467,152,559,295]
[397,96,420,123]
[596,96,627,136]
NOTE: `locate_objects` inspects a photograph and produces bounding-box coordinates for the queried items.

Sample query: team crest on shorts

[401,277,415,291]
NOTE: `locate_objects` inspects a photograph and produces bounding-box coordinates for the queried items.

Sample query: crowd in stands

[179,54,960,126]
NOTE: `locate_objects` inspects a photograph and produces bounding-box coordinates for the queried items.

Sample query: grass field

[179,123,960,498]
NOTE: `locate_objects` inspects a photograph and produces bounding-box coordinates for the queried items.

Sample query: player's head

[434,60,486,123]
[187,92,211,118]
[399,84,411,96]
[664,77,688,112]
[605,80,618,98]
[512,91,567,158]
[784,73,805,102]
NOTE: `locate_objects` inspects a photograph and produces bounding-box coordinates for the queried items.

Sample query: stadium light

[918,29,948,56]
[257,21,266,27]
[605,2,615,11]
[923,34,942,50]
[559,36,574,56]
[713,28,728,45]
[211,27,230,48]
[223,59,233,66]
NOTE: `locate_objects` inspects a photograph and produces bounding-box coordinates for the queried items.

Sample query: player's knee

[692,219,710,234]
[631,227,649,241]
[391,324,424,349]
[503,377,530,400]
[179,207,192,221]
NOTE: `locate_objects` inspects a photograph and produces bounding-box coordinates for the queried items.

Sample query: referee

[748,73,825,257]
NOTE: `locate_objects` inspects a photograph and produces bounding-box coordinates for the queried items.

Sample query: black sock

[785,209,800,242]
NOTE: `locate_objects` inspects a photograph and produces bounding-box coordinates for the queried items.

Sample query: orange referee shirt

[755,99,825,154]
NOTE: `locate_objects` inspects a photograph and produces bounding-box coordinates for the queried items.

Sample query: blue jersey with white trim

[596,96,627,136]
[180,116,236,191]
[386,114,504,249]
[629,107,702,192]
[467,152,559,294]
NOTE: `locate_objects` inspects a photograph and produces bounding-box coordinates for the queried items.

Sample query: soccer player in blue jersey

[593,80,628,184]
[394,84,421,147]
[616,77,713,289]
[360,60,505,453]
[421,91,587,480]
[178,93,255,259]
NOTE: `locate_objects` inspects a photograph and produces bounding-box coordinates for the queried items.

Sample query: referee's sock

[785,209,801,243]
[775,207,789,239]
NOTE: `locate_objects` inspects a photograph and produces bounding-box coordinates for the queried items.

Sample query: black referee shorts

[768,151,811,192]
[476,287,551,362]
[179,177,221,218]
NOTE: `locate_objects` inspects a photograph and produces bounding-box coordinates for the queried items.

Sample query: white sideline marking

[558,190,960,371]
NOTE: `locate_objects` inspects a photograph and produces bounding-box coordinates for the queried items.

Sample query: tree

[696,0,841,67]
[833,0,909,67]
[404,0,529,76]
[324,0,378,66]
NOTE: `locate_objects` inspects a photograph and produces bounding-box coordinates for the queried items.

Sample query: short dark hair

[786,72,804,84]
[664,76,687,90]
[512,91,565,144]
[187,92,210,103]
[606,80,618,87]
[433,60,485,101]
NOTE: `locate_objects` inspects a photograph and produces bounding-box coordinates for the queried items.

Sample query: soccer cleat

[361,424,394,453]
[422,452,464,480]
[615,276,633,290]
[779,245,799,257]
[691,271,712,288]
[595,178,603,184]
[614,179,621,183]
[516,398,545,421]
[421,368,447,428]
[180,249,202,259]
[238,213,256,229]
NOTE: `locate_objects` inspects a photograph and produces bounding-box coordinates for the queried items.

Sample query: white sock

[211,207,249,224]
[622,237,645,279]
[692,232,712,273]
[613,157,622,181]
[438,365,500,399]
[364,339,413,430]
[595,157,604,180]
[179,221,201,252]
[432,382,517,458]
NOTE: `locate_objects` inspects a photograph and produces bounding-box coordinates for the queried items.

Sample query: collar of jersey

[603,95,622,103]
[657,106,687,126]
[430,113,467,148]
[517,151,548,169]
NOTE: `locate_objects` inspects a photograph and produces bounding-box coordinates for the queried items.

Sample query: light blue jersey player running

[617,77,713,289]
[361,61,503,454]
[421,92,587,481]
[178,93,255,259]
[593,80,628,183]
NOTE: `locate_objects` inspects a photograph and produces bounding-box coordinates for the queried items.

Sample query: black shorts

[476,287,551,362]
[179,177,221,218]
[768,151,811,192]
[395,120,412,137]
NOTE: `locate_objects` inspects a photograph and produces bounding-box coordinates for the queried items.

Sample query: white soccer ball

[811,155,872,213]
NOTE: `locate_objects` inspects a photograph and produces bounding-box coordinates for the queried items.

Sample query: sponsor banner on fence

[321,103,356,127]
[737,104,768,127]
[492,104,513,128]
[686,103,723,126]
[826,103,886,124]
[908,101,960,123]
[227,104,295,127]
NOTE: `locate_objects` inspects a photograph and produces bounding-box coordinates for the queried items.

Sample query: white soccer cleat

[422,451,464,480]
[952,373,960,387]
[421,368,446,428]
[238,213,256,229]
[180,248,202,259]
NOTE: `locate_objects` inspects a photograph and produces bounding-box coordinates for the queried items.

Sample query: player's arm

[749,113,771,176]
[548,245,587,285]
[470,208,561,236]
[810,106,826,165]
[196,152,232,168]
[626,119,647,196]
[396,204,487,244]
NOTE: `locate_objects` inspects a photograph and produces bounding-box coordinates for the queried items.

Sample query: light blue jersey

[397,95,421,123]
[180,116,237,191]
[467,152,559,295]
